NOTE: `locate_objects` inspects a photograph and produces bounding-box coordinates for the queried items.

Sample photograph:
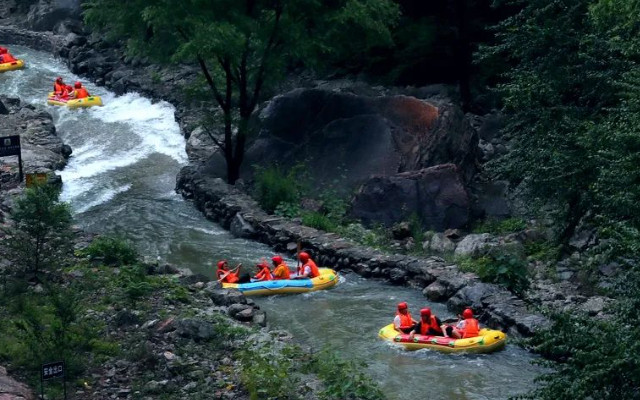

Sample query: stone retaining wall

[177,166,550,337]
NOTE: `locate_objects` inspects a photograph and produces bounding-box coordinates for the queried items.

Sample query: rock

[471,180,511,219]
[425,233,456,253]
[569,228,597,251]
[0,364,35,400]
[229,213,256,239]
[598,262,620,277]
[227,304,254,322]
[252,311,267,327]
[208,289,246,306]
[179,273,210,285]
[423,281,447,301]
[175,319,216,341]
[388,268,407,283]
[349,164,470,230]
[579,296,609,316]
[453,233,496,257]
[391,221,412,240]
[114,309,141,327]
[186,126,218,164]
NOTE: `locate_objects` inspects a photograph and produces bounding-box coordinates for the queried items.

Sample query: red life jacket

[54,82,66,95]
[254,265,273,281]
[397,312,414,330]
[299,260,320,278]
[462,318,480,338]
[1,52,16,63]
[420,315,443,335]
[74,87,89,99]
[216,269,239,283]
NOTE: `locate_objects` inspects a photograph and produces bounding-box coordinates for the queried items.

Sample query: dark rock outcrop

[0,365,34,400]
[349,164,470,230]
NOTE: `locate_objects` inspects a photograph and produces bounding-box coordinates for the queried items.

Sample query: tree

[3,183,73,279]
[84,0,400,184]
[480,0,640,245]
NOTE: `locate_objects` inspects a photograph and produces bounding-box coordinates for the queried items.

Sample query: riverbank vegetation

[0,185,384,399]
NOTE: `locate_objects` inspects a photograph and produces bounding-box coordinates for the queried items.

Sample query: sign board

[0,135,20,157]
[41,361,64,381]
[26,173,49,188]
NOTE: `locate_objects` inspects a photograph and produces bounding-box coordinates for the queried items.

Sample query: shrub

[238,348,301,400]
[4,183,73,278]
[336,223,391,250]
[117,265,152,302]
[253,164,306,214]
[472,217,527,235]
[83,235,138,266]
[301,212,336,232]
[303,348,384,400]
[457,249,530,296]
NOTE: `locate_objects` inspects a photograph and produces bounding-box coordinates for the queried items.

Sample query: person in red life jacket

[53,77,70,99]
[0,47,17,63]
[216,260,241,283]
[296,251,319,279]
[409,308,445,338]
[271,255,291,280]
[393,302,417,334]
[253,261,273,281]
[72,81,90,99]
[450,308,480,339]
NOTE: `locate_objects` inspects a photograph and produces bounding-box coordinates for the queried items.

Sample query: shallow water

[0,45,543,399]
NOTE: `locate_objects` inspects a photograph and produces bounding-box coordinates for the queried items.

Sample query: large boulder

[0,365,34,400]
[25,0,82,32]
[348,164,470,230]
[202,86,478,192]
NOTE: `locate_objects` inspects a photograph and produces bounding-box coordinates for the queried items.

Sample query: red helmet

[397,302,408,311]
[74,81,82,89]
[217,260,227,269]
[271,255,283,264]
[420,308,431,317]
[462,308,473,319]
[56,77,63,83]
[66,85,73,91]
[298,252,310,262]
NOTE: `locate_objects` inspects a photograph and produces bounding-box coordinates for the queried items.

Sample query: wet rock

[175,319,216,341]
[208,289,246,306]
[179,273,210,285]
[229,212,256,239]
[423,281,447,301]
[227,304,254,322]
[252,310,267,327]
[391,221,412,240]
[388,268,407,283]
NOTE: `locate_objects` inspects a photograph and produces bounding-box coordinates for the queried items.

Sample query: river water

[0,45,543,399]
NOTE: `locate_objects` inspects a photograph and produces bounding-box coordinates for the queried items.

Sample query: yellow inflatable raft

[222,268,339,296]
[47,92,103,108]
[378,323,506,354]
[0,59,25,73]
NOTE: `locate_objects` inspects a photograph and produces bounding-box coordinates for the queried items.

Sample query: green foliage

[472,218,527,235]
[116,265,153,302]
[304,348,384,400]
[336,223,391,250]
[254,164,306,214]
[83,0,399,183]
[3,183,73,277]
[301,212,336,232]
[520,267,640,400]
[457,249,529,296]
[274,202,301,218]
[238,348,301,400]
[480,0,640,248]
[82,235,138,266]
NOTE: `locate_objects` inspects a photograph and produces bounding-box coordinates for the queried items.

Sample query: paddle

[217,263,241,282]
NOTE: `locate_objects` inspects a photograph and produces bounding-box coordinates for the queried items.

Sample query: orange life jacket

[299,260,320,278]
[420,315,443,335]
[461,318,480,338]
[74,87,89,99]
[54,82,67,97]
[254,265,273,281]
[272,262,290,280]
[216,269,239,283]
[397,312,414,330]
[1,52,16,63]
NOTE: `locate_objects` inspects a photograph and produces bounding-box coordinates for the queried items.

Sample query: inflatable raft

[222,268,338,296]
[0,59,24,73]
[47,92,103,108]
[378,323,506,354]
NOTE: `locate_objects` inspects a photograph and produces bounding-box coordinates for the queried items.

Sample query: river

[0,45,543,399]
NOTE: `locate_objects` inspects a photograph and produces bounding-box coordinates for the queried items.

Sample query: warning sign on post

[0,135,20,157]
